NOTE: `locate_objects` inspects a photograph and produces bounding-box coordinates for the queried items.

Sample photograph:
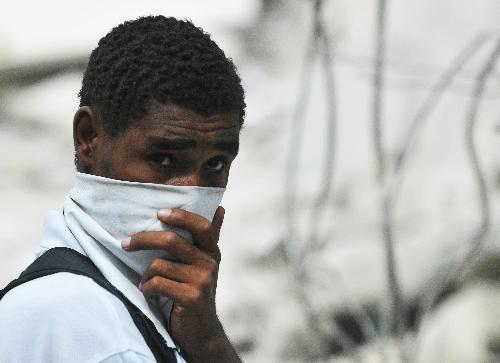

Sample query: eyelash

[149,154,228,172]
[150,154,173,167]
[206,157,227,172]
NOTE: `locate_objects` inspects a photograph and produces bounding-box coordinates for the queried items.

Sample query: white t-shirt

[0,212,186,363]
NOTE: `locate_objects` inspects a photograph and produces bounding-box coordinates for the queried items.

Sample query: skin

[73,101,242,363]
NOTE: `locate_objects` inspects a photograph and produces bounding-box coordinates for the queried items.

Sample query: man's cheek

[110,158,158,183]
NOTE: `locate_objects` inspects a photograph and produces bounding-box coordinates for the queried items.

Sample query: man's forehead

[121,102,241,150]
[145,136,239,156]
[138,101,241,132]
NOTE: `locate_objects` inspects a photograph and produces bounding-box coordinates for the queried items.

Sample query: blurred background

[2,0,500,362]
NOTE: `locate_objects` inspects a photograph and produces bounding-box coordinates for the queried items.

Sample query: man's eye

[151,154,173,167]
[206,158,225,171]
[160,156,173,167]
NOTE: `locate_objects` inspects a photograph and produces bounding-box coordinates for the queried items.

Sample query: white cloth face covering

[64,172,225,277]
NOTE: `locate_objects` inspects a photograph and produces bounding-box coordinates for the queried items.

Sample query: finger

[141,276,204,307]
[212,206,225,242]
[157,208,219,252]
[140,276,192,305]
[142,258,194,284]
[122,231,204,264]
[209,207,224,263]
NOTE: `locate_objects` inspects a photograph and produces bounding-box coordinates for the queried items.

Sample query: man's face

[76,102,240,188]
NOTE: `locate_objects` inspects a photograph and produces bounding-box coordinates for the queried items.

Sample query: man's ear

[73,106,102,173]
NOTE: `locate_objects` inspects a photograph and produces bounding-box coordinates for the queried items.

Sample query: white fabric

[65,172,225,276]
[0,173,225,362]
[64,172,224,328]
[0,271,159,362]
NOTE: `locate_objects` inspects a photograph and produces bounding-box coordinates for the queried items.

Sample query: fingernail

[121,237,131,250]
[158,209,172,218]
[138,282,143,290]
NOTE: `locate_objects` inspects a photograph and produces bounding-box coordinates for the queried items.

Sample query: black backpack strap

[0,247,178,363]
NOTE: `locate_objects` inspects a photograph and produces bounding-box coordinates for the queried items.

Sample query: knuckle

[197,264,218,289]
[169,231,184,245]
[168,230,180,241]
[162,232,175,246]
[205,256,219,273]
[188,288,202,303]
[149,258,164,273]
[200,220,211,234]
[198,270,212,287]
[149,276,163,291]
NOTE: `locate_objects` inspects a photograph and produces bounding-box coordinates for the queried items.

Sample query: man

[0,15,245,363]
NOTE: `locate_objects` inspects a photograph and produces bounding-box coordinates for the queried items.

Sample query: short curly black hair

[78,15,245,137]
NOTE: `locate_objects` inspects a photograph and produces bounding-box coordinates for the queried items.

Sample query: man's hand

[122,206,241,363]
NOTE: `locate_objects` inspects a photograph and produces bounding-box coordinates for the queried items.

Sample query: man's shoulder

[1,272,118,319]
[0,272,154,362]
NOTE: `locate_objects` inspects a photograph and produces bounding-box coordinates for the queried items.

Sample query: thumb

[212,206,225,242]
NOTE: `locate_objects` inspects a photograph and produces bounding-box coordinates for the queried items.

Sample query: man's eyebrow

[215,141,239,156]
[146,137,239,155]
[147,137,196,150]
